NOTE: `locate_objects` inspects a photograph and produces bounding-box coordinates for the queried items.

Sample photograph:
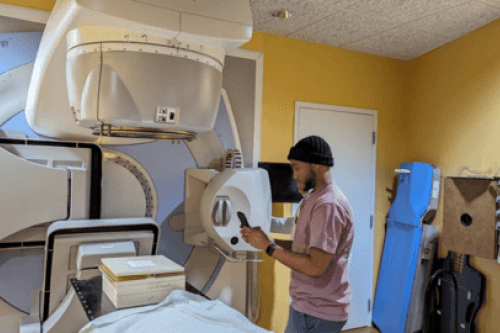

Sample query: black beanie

[287,136,334,167]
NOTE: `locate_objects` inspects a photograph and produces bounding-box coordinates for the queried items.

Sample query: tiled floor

[344,327,380,333]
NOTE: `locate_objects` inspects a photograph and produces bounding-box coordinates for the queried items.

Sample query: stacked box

[100,255,185,308]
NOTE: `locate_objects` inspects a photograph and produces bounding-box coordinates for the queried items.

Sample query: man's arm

[241,226,333,278]
[271,246,333,278]
[274,239,292,251]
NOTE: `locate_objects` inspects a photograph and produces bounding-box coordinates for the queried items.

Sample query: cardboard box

[102,274,185,308]
[100,255,185,308]
[443,177,499,259]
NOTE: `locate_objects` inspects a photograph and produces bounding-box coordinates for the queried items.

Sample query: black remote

[237,211,250,228]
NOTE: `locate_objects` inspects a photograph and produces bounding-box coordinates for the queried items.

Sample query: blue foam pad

[372,162,434,333]
[373,223,423,333]
[388,162,434,227]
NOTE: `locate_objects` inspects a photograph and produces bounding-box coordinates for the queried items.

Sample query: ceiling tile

[343,26,452,57]
[340,43,392,56]
[343,0,468,24]
[475,0,500,8]
[404,1,500,40]
[401,47,435,59]
[339,43,409,59]
[250,0,341,36]
[249,0,500,60]
[300,0,363,9]
[288,10,399,46]
[249,0,275,29]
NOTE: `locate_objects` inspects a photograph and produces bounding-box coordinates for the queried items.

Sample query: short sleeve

[270,217,296,234]
[308,204,344,255]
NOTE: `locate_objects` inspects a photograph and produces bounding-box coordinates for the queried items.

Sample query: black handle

[237,211,250,228]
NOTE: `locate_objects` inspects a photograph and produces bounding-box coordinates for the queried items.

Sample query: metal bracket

[203,241,263,263]
[422,241,436,261]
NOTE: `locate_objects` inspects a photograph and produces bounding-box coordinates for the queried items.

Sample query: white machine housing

[0,0,266,331]
[43,218,159,320]
[25,0,252,143]
[0,138,99,242]
[184,168,272,253]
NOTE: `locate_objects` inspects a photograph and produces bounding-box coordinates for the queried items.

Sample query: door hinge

[370,215,374,229]
[372,132,376,144]
[368,298,371,312]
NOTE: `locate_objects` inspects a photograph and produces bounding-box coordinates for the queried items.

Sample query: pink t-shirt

[289,180,354,322]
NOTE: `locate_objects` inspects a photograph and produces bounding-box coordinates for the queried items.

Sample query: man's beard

[303,178,316,192]
[303,168,316,192]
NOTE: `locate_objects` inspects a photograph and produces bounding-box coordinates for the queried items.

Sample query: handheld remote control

[237,211,250,228]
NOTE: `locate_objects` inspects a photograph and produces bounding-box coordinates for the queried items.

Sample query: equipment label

[128,260,156,268]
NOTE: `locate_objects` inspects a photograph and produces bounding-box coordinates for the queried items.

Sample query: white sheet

[79,290,273,333]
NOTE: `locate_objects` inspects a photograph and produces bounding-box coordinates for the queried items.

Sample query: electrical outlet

[156,106,178,124]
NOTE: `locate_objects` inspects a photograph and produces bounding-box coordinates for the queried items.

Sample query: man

[241,135,354,333]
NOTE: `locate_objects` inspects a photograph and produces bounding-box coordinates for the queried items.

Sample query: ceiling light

[271,10,293,19]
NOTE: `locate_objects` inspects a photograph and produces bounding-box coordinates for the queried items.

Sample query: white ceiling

[1,1,500,61]
[250,0,500,60]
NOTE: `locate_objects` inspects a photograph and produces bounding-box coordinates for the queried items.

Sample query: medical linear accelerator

[0,1,275,332]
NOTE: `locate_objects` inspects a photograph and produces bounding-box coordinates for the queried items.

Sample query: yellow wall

[0,0,54,11]
[242,32,410,333]
[404,18,500,332]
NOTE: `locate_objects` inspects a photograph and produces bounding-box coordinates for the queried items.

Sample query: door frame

[294,101,377,327]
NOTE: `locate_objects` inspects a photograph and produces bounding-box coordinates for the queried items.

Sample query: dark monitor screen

[258,162,303,203]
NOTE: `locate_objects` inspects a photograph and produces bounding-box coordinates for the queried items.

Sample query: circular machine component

[102,149,158,220]
[200,168,272,254]
[95,126,197,142]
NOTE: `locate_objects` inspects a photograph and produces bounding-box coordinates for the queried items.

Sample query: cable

[423,269,459,333]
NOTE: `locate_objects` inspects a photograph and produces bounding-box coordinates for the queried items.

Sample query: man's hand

[241,227,333,278]
[240,226,272,251]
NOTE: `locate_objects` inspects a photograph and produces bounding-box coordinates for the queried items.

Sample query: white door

[295,102,376,330]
